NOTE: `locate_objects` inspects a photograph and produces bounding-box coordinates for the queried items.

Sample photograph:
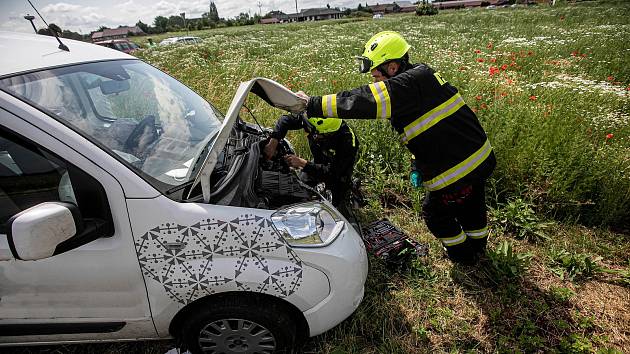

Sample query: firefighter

[263,114,359,218]
[292,31,496,265]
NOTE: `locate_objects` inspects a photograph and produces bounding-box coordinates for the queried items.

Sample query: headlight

[271,203,344,247]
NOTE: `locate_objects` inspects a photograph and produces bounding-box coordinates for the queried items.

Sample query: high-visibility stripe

[376,81,391,119]
[400,93,465,144]
[369,82,391,119]
[321,94,338,118]
[465,226,488,239]
[349,126,356,147]
[424,139,493,191]
[439,231,466,247]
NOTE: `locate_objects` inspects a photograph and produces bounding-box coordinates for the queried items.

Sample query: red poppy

[506,79,513,85]
[459,66,467,71]
[474,49,481,54]
[477,58,485,63]
[606,133,614,139]
[560,15,565,20]
[571,51,578,57]
[487,42,493,49]
[501,92,508,97]
[475,95,482,100]
[529,95,537,101]
[489,66,500,76]
[528,51,533,56]
[480,103,488,110]
[626,86,630,91]
[471,107,478,113]
[607,76,614,81]
[501,64,508,70]
[490,58,496,63]
[581,53,587,58]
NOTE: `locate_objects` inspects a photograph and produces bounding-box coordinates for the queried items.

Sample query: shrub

[486,240,532,280]
[490,198,552,242]
[548,248,602,281]
[416,4,438,16]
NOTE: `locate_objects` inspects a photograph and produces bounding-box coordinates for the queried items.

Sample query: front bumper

[294,223,368,336]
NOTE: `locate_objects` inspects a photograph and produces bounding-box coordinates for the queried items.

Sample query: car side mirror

[100,79,130,95]
[6,202,83,261]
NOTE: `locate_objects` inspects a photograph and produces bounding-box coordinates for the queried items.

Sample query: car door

[0,107,155,343]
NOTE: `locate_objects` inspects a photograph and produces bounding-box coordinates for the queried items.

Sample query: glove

[410,170,422,188]
[288,91,309,114]
[410,157,422,188]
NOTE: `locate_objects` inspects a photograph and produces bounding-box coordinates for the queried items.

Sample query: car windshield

[0,59,223,191]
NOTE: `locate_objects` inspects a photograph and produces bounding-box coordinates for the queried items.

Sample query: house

[431,0,484,9]
[396,1,418,12]
[91,26,145,42]
[261,7,343,23]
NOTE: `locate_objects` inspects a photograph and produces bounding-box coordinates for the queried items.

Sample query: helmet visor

[355,56,373,74]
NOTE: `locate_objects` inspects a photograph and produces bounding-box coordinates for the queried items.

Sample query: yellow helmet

[356,31,411,73]
[307,117,343,134]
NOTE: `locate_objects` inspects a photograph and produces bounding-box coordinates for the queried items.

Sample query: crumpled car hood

[189,77,304,202]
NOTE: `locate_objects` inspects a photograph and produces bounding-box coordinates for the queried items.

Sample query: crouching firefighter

[263,114,359,219]
[293,31,496,265]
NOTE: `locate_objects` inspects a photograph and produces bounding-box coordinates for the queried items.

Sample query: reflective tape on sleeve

[321,94,338,118]
[369,82,391,119]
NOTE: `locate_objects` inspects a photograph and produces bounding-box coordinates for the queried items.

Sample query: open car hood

[188,77,304,202]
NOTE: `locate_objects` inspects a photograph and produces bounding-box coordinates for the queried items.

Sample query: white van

[0,32,367,353]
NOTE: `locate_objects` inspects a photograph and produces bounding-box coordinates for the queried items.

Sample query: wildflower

[487,42,493,49]
[560,15,565,20]
[581,53,587,58]
[501,64,508,70]
[606,76,614,81]
[480,103,488,110]
[529,95,537,101]
[570,51,578,57]
[490,58,496,63]
[489,66,500,76]
[459,66,467,71]
[606,133,614,139]
[471,107,478,113]
[475,95,482,100]
[501,92,508,97]
[474,49,481,54]
[477,58,485,63]
[528,51,533,56]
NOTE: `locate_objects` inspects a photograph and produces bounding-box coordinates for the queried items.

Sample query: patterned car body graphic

[134,213,303,304]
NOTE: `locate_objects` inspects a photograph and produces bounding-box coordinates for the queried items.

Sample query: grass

[6,1,630,353]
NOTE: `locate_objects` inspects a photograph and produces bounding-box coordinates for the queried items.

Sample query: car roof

[0,31,133,77]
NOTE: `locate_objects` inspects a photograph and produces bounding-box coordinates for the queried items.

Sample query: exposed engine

[208,120,320,209]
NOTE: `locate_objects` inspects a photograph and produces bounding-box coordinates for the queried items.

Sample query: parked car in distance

[372,13,384,19]
[159,36,202,46]
[0,32,368,353]
[94,39,140,54]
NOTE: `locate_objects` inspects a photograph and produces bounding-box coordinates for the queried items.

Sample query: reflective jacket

[270,115,359,205]
[306,63,495,192]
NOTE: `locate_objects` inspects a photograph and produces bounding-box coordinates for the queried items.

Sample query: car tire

[180,296,297,354]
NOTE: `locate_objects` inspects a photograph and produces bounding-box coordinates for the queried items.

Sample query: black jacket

[270,114,359,204]
[306,63,495,192]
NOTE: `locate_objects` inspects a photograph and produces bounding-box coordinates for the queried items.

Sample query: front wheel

[180,297,298,354]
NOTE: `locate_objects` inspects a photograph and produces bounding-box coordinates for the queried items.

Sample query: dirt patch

[574,280,630,350]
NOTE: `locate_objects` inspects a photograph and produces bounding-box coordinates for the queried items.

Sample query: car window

[0,127,113,239]
[0,60,224,190]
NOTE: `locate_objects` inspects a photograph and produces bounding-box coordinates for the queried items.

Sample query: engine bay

[205,120,320,209]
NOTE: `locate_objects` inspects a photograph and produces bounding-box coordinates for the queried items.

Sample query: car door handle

[164,242,186,251]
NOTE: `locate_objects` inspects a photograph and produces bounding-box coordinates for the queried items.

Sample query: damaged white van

[0,32,368,353]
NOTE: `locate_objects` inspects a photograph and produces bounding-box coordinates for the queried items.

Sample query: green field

[11,1,629,353]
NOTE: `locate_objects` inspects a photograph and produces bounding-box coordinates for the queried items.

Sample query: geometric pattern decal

[134,214,303,304]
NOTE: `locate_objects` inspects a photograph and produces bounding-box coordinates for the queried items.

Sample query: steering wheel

[124,115,159,157]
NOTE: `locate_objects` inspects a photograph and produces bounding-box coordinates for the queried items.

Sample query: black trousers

[422,181,489,263]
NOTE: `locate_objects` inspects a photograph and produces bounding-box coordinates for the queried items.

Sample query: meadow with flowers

[15,1,627,353]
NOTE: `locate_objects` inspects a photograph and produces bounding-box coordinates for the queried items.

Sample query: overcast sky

[1,0,363,34]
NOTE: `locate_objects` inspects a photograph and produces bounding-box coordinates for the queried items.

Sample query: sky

[0,0,362,34]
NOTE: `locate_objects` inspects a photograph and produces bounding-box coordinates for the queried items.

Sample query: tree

[327,3,331,8]
[136,20,149,33]
[209,2,220,22]
[168,15,185,29]
[153,16,168,33]
[96,25,109,32]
